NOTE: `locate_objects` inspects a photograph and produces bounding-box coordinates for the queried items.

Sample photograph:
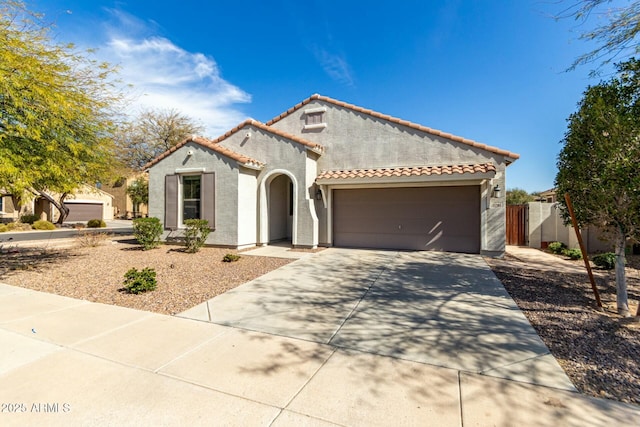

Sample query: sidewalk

[1,282,638,425]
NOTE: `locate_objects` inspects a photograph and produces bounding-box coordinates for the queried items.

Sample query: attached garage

[65,202,103,222]
[332,186,481,253]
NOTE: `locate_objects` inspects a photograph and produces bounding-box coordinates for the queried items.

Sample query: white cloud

[312,46,355,87]
[99,11,250,137]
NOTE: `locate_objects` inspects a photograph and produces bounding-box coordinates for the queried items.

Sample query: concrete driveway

[180,248,569,386]
[2,247,638,426]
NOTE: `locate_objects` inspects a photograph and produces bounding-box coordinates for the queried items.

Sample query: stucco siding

[269,100,509,254]
[148,142,240,246]
[219,126,319,247]
[270,100,504,170]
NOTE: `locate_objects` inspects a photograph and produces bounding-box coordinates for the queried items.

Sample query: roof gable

[143,135,264,170]
[143,119,324,170]
[267,94,520,162]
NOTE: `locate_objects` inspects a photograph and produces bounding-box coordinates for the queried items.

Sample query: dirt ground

[486,252,640,405]
[0,236,291,315]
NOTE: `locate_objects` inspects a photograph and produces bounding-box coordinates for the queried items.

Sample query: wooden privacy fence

[506,205,526,246]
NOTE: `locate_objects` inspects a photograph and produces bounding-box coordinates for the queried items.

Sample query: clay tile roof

[267,94,519,161]
[143,134,264,170]
[143,119,324,170]
[247,120,324,153]
[316,163,496,181]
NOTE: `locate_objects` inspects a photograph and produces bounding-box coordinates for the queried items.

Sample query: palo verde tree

[556,58,640,316]
[115,108,204,170]
[0,1,122,223]
[559,1,640,72]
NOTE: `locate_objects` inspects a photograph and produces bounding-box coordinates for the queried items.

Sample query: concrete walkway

[1,249,638,425]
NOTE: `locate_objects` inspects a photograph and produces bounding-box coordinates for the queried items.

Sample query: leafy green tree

[126,177,149,216]
[115,109,204,169]
[0,1,122,223]
[560,1,640,71]
[556,58,640,316]
[506,188,535,205]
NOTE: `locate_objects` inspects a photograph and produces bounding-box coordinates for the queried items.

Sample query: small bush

[86,219,106,228]
[563,248,583,260]
[0,224,7,233]
[223,253,241,262]
[548,241,567,254]
[592,252,616,270]
[184,219,210,253]
[123,267,157,294]
[19,214,39,224]
[133,217,162,250]
[32,220,56,230]
[75,231,111,248]
[6,222,31,231]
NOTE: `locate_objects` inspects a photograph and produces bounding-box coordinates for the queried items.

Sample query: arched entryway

[258,170,298,246]
[268,174,293,243]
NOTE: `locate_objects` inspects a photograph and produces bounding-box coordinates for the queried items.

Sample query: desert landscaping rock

[487,253,640,405]
[0,237,291,315]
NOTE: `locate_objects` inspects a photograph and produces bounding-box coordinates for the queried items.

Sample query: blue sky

[32,0,614,192]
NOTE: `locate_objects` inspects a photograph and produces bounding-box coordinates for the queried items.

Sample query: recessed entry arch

[258,169,298,245]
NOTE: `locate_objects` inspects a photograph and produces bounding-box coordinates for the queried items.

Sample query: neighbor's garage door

[65,203,103,222]
[333,186,480,253]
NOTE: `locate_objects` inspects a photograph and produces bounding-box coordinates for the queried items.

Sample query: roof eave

[316,171,496,186]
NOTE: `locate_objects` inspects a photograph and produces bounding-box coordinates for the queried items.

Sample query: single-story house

[0,193,19,223]
[145,94,519,256]
[35,185,114,223]
[1,185,114,223]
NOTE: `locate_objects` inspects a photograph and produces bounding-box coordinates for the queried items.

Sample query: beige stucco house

[146,94,519,255]
[1,185,114,223]
[101,173,149,219]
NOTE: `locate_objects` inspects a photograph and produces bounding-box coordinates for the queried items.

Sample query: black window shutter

[201,172,215,230]
[164,175,179,230]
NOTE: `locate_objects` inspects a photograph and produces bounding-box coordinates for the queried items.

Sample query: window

[303,107,327,130]
[306,112,324,125]
[0,196,3,213]
[165,172,214,231]
[182,175,201,221]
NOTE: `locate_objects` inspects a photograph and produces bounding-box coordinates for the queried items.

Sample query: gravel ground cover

[486,253,640,405]
[3,236,639,405]
[0,237,291,315]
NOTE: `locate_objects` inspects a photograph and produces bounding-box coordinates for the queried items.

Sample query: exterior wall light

[493,184,502,199]
[315,189,323,200]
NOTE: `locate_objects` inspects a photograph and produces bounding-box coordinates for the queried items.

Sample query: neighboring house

[0,193,19,223]
[34,184,114,223]
[101,173,149,219]
[537,188,557,203]
[145,94,519,255]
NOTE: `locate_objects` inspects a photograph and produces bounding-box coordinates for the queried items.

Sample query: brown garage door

[65,203,103,222]
[333,186,480,253]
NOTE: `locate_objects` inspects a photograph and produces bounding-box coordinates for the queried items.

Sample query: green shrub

[86,219,106,228]
[183,219,210,253]
[20,214,39,224]
[123,267,157,294]
[563,248,583,260]
[548,241,567,254]
[0,224,7,233]
[133,217,162,250]
[592,252,616,270]
[32,220,56,230]
[6,222,31,231]
[222,253,241,262]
